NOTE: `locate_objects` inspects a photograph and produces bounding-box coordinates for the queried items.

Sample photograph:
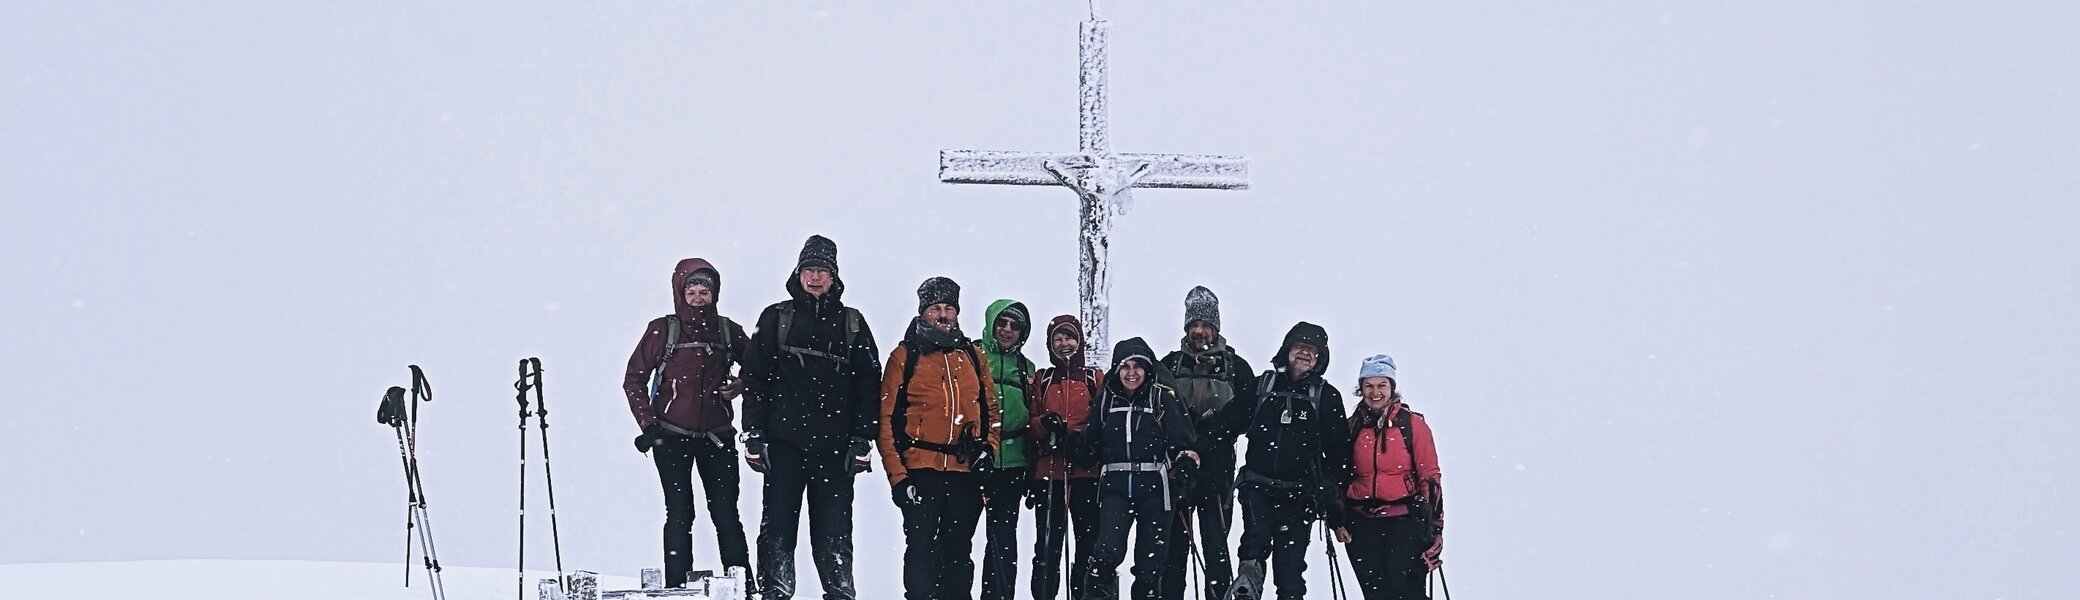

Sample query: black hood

[1270,321,1330,379]
[1105,336,1168,392]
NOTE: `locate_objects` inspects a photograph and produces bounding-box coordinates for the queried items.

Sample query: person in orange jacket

[1333,354,1443,600]
[878,276,1002,600]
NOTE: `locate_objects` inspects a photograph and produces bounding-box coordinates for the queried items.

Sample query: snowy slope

[2,560,636,600]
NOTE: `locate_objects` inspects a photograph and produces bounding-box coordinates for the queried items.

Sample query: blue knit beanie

[1358,353,1397,383]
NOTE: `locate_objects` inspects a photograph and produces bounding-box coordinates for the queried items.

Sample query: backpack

[888,340,994,463]
[1255,372,1323,426]
[1037,367,1100,400]
[650,314,736,399]
[773,302,862,372]
[1171,349,1237,420]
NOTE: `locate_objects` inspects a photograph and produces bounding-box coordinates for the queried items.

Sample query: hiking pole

[399,366,449,600]
[409,367,449,600]
[1181,507,1204,600]
[1437,565,1452,600]
[1320,521,1349,600]
[1055,476,1070,599]
[513,360,533,600]
[518,357,567,592]
[379,386,413,587]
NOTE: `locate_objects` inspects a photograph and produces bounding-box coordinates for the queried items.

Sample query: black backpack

[772,302,862,372]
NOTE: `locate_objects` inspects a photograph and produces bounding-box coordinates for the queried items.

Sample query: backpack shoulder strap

[775,303,796,348]
[717,316,736,364]
[963,343,992,417]
[844,307,861,351]
[1393,405,1434,518]
[661,315,682,363]
[891,342,923,452]
[1394,406,1418,472]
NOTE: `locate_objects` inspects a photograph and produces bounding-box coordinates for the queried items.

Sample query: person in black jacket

[1157,287,1254,600]
[1217,322,1350,600]
[1083,337,1200,600]
[740,235,884,600]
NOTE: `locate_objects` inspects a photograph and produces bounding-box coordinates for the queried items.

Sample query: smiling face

[923,303,960,332]
[1117,359,1147,392]
[1360,376,1395,410]
[1186,321,1218,350]
[1051,330,1081,360]
[994,316,1021,349]
[1286,343,1319,376]
[683,284,714,308]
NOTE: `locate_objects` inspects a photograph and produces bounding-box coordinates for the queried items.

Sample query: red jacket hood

[1045,314,1087,369]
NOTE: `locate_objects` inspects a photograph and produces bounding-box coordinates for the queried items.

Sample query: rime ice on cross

[938,15,1250,368]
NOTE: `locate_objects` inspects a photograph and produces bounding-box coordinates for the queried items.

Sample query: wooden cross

[939,14,1250,368]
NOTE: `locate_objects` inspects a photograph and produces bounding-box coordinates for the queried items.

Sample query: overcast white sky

[4,2,2077,598]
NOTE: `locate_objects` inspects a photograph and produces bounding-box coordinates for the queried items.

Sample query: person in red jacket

[623,258,754,588]
[1026,315,1105,600]
[1334,354,1443,600]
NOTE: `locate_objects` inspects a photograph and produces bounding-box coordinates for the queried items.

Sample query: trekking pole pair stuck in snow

[514,357,568,600]
[378,366,447,600]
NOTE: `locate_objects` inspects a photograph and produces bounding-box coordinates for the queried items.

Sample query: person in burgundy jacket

[623,258,754,589]
[1333,354,1443,600]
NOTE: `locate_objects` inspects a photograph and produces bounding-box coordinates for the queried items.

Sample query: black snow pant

[652,434,753,588]
[1159,470,1235,600]
[1236,485,1315,600]
[1086,479,1173,600]
[757,441,857,600]
[1031,477,1100,600]
[980,466,1031,600]
[900,469,987,600]
[1345,516,1432,600]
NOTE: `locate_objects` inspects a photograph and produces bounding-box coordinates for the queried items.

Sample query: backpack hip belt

[1103,459,1176,511]
[1238,468,1310,491]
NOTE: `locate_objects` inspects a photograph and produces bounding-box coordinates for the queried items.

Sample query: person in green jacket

[979,299,1036,600]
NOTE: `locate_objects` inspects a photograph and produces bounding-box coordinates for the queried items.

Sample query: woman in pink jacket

[1335,354,1443,600]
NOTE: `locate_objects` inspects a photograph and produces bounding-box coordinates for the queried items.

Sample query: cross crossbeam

[939,18,1250,367]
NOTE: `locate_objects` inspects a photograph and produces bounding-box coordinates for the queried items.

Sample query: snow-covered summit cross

[938,12,1250,368]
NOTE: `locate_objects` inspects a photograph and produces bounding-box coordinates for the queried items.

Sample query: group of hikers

[621,235,1447,600]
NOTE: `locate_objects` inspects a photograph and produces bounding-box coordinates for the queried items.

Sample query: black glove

[633,425,664,453]
[742,431,768,474]
[1171,452,1201,505]
[1041,412,1068,434]
[847,437,874,474]
[1066,432,1098,468]
[892,479,922,508]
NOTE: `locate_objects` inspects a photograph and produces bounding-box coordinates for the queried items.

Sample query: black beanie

[917,277,961,313]
[683,270,718,292]
[797,235,839,275]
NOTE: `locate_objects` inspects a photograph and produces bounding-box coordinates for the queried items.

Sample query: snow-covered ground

[2,560,636,600]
